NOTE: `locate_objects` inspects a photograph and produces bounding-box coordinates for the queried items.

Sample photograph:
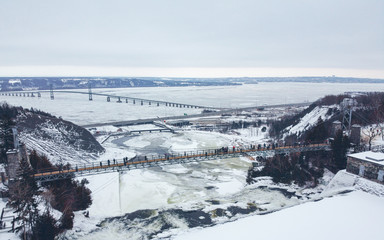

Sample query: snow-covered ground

[175,190,384,240]
[176,170,384,240]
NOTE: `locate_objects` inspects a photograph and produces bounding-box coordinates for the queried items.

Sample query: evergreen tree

[306,117,328,142]
[8,157,39,239]
[31,209,58,240]
[29,150,54,172]
[331,130,350,170]
[0,103,17,163]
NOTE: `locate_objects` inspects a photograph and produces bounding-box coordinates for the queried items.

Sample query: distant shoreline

[0,76,383,92]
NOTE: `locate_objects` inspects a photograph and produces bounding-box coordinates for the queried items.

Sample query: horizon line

[0,66,384,79]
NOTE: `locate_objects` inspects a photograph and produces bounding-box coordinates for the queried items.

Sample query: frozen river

[1,82,383,125]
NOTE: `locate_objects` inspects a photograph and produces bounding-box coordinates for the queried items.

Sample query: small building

[350,124,361,145]
[347,151,384,184]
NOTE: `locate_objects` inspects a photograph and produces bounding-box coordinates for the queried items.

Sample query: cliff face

[16,109,104,165]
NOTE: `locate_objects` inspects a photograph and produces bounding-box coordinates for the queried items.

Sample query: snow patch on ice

[213,179,244,196]
[119,170,177,213]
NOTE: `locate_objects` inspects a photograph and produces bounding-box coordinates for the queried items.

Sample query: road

[81,102,311,128]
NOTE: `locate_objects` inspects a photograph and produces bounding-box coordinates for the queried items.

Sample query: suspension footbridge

[32,143,330,182]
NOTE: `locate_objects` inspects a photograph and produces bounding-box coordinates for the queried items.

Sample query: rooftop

[348,151,384,166]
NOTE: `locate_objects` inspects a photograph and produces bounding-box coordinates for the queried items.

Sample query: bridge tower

[50,84,54,100]
[341,98,357,135]
[7,128,30,183]
[88,81,93,101]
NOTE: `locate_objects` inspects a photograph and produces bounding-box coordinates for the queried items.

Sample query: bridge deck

[32,143,330,182]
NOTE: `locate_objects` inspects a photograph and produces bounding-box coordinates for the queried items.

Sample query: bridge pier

[50,84,54,100]
[165,103,168,106]
[149,101,151,105]
[37,92,41,97]
[107,96,110,102]
[157,102,159,106]
[133,99,135,104]
[117,97,122,103]
[88,82,93,101]
[126,98,128,103]
[141,100,143,105]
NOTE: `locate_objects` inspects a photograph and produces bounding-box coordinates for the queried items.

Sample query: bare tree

[361,93,384,150]
[362,126,382,150]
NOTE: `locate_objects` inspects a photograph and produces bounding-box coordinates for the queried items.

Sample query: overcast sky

[0,0,383,77]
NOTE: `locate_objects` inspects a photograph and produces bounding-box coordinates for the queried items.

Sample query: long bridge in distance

[0,89,311,128]
[0,89,311,118]
[0,89,215,110]
[32,143,330,182]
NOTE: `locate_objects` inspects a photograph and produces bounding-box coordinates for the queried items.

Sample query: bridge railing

[32,142,330,180]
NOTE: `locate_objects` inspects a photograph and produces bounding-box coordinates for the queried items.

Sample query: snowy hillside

[283,105,338,137]
[16,109,104,165]
[285,105,337,135]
